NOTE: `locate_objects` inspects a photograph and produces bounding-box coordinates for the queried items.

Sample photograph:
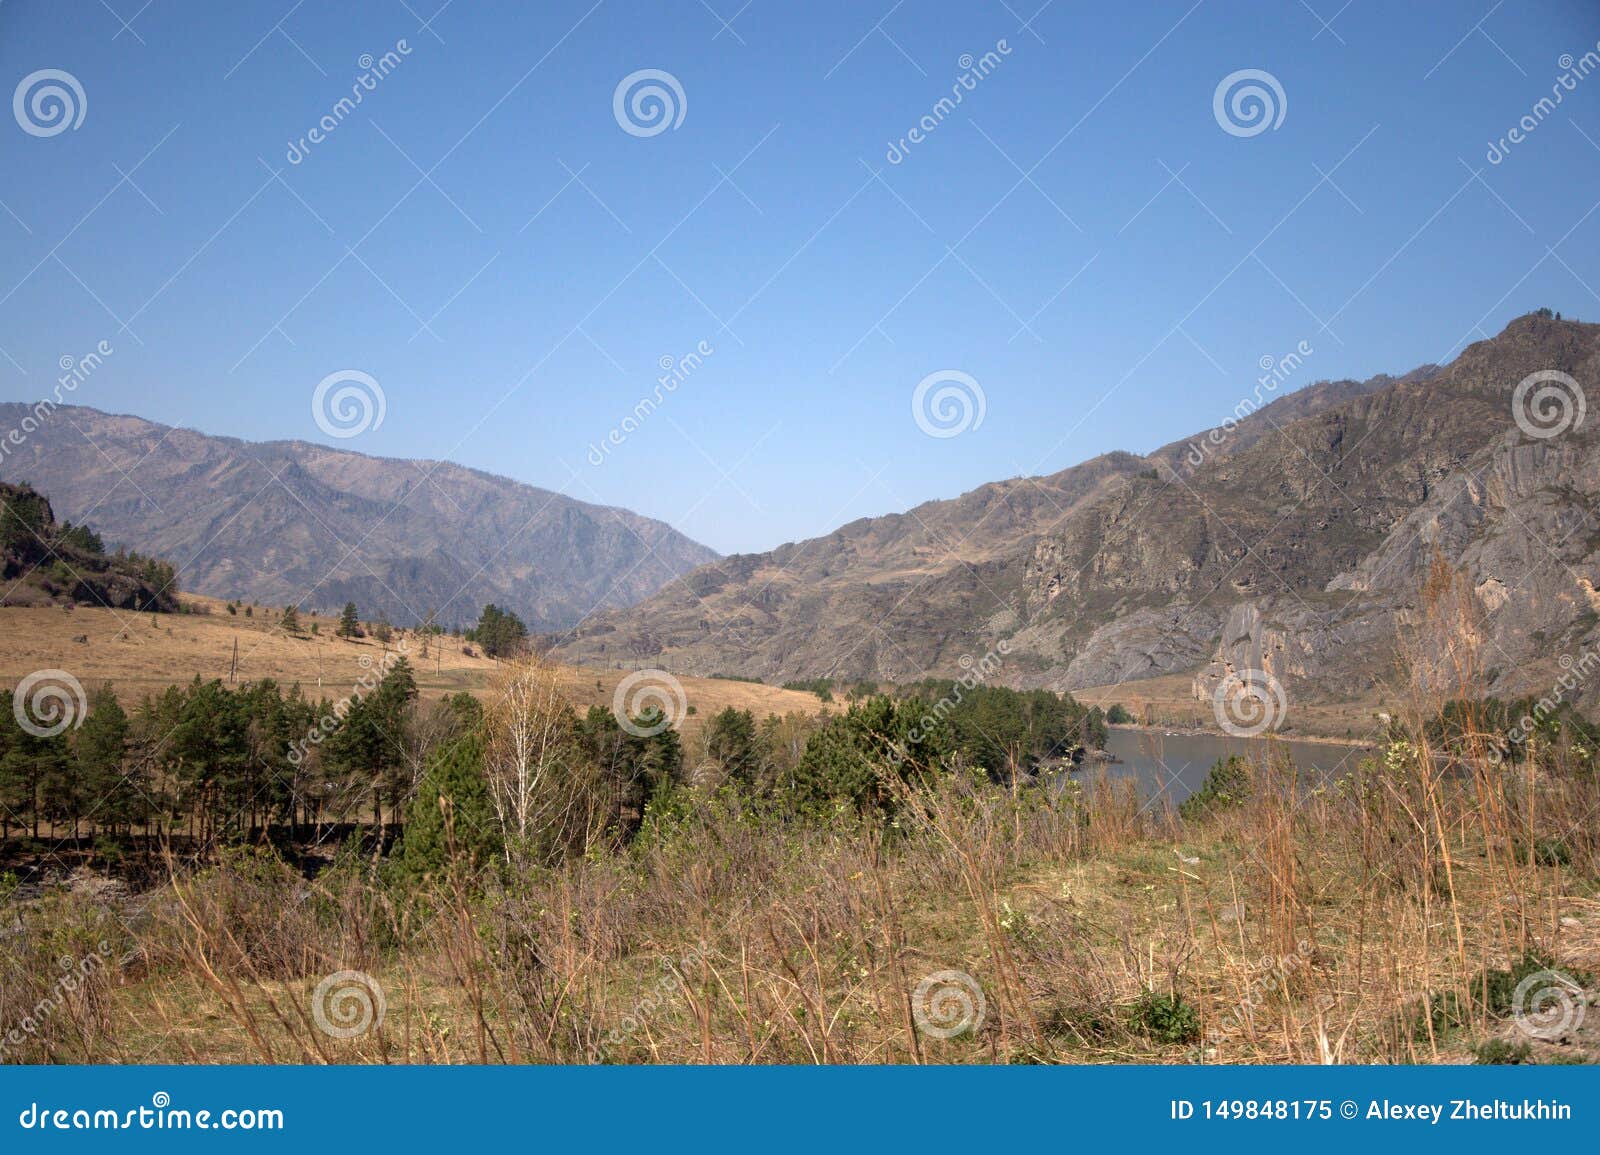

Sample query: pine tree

[281,605,301,634]
[0,701,40,839]
[324,659,417,835]
[398,731,500,878]
[337,601,360,638]
[74,687,132,835]
[471,603,528,659]
[704,707,759,784]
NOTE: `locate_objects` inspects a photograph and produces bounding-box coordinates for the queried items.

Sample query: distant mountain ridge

[553,314,1600,721]
[0,406,718,631]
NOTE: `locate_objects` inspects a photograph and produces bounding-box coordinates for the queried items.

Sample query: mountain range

[4,313,1595,724]
[0,405,717,632]
[552,313,1600,718]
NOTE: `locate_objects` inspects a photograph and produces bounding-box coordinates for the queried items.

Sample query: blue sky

[2,0,1598,555]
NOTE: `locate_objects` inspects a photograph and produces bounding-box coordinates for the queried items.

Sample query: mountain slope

[0,406,717,631]
[555,314,1600,718]
[0,480,178,613]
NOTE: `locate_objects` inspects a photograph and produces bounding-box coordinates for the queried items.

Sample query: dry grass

[1076,673,1388,741]
[0,597,824,738]
[8,741,1597,1066]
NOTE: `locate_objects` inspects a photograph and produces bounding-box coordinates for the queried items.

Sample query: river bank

[1089,727,1378,806]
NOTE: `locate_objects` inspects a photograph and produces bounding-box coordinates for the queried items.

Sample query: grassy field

[8,753,1598,1066]
[1,597,1391,743]
[0,596,825,736]
[4,593,1599,1066]
[1075,673,1389,742]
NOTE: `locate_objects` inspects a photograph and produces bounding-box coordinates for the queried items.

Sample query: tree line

[1,655,1104,874]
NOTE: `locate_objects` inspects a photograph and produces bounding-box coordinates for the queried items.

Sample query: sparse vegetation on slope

[1,482,177,614]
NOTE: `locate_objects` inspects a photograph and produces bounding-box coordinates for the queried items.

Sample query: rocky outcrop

[0,481,178,612]
[555,314,1600,717]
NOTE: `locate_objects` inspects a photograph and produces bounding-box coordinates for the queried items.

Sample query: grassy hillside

[0,594,824,736]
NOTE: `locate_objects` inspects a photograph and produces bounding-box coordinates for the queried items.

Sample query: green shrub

[1474,1039,1532,1064]
[1178,756,1252,821]
[1130,990,1201,1044]
[1399,952,1591,1044]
